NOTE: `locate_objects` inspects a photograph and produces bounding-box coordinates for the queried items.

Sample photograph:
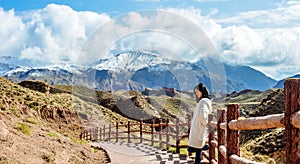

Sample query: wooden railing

[80,116,192,153]
[205,78,300,164]
[80,78,300,163]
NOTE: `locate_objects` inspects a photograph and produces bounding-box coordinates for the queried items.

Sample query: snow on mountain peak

[92,51,172,72]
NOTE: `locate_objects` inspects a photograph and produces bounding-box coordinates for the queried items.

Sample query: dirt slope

[0,77,109,163]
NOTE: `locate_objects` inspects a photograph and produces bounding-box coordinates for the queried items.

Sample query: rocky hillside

[52,85,196,124]
[0,77,110,163]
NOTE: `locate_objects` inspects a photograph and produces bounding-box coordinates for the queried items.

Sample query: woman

[188,83,212,164]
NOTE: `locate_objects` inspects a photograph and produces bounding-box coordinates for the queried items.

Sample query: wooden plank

[175,118,180,154]
[181,134,189,138]
[128,121,131,143]
[202,151,209,159]
[151,119,154,146]
[217,110,227,164]
[166,119,170,149]
[108,124,111,142]
[116,122,119,142]
[103,125,106,141]
[211,159,218,164]
[219,145,227,160]
[285,78,300,164]
[210,121,226,130]
[230,154,264,164]
[211,140,218,148]
[228,114,284,130]
[149,123,169,127]
[95,127,99,142]
[140,119,143,143]
[100,128,102,141]
[291,111,300,128]
[227,104,240,164]
[159,119,162,148]
[210,121,217,129]
[130,130,140,133]
[208,114,215,161]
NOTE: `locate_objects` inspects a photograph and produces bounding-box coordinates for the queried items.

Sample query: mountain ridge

[274,74,300,88]
[0,51,277,92]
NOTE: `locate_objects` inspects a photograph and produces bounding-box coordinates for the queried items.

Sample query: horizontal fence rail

[80,117,192,154]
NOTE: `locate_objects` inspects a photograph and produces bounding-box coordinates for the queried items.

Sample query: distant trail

[90,141,209,164]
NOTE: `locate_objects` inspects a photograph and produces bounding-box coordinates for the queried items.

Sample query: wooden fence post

[140,119,143,143]
[151,119,154,146]
[227,104,240,163]
[108,124,111,142]
[103,125,106,141]
[85,130,88,140]
[89,129,92,141]
[175,118,180,154]
[217,110,227,164]
[159,119,163,148]
[95,127,99,142]
[100,127,102,141]
[208,114,215,162]
[128,121,131,143]
[285,78,300,163]
[116,122,119,143]
[166,118,170,150]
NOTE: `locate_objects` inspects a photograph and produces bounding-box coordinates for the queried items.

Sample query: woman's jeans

[187,146,202,164]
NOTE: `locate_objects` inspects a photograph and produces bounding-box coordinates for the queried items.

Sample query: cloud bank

[0,3,300,80]
[0,4,110,64]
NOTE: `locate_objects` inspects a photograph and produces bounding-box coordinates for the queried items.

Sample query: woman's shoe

[202,144,209,150]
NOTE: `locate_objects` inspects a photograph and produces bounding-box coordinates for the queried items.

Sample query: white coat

[188,98,212,149]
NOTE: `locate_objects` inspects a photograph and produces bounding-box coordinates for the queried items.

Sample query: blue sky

[0,0,300,80]
[0,0,282,17]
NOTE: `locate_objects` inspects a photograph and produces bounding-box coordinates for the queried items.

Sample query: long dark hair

[194,83,210,102]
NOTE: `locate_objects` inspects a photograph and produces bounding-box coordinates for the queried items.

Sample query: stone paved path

[90,142,209,164]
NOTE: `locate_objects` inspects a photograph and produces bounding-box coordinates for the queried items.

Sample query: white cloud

[162,7,300,80]
[0,4,300,80]
[217,1,300,27]
[0,8,26,57]
[0,4,110,64]
[79,9,218,64]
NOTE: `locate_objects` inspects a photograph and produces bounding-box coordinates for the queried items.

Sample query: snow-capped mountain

[0,51,278,92]
[0,56,34,67]
[89,51,276,92]
[0,56,74,86]
[92,51,172,72]
[0,56,33,75]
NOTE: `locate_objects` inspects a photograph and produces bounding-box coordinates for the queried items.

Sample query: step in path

[90,141,209,164]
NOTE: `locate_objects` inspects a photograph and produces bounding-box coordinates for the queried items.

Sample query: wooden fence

[205,78,300,164]
[80,116,192,154]
[80,78,300,163]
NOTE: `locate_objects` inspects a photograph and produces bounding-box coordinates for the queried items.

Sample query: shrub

[42,154,54,162]
[16,122,31,135]
[0,104,6,111]
[26,117,40,125]
[47,132,60,138]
